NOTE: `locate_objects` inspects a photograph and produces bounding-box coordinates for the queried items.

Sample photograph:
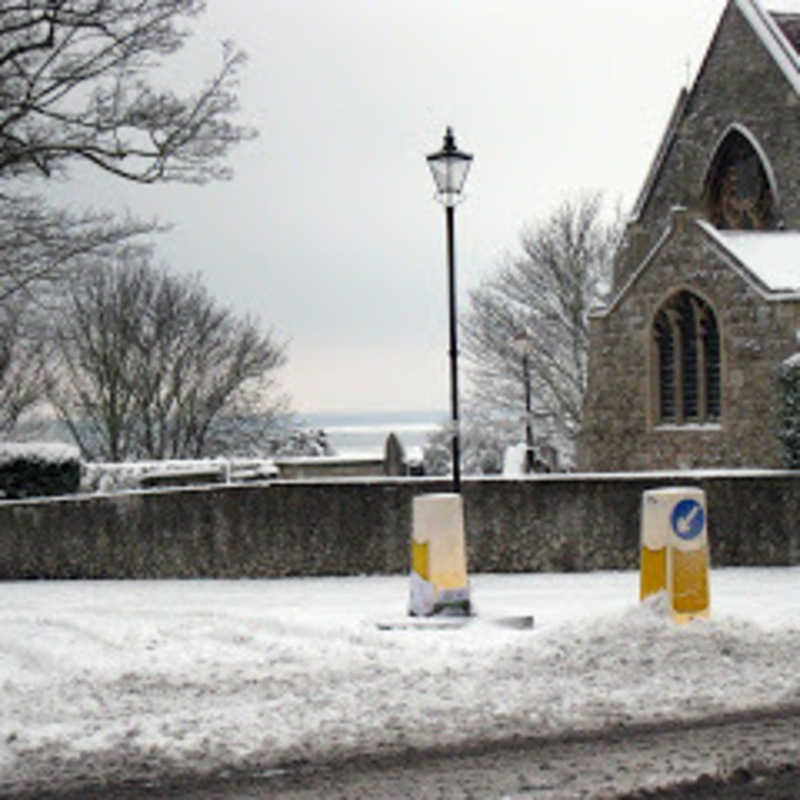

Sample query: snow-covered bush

[78,425,331,493]
[423,414,522,476]
[82,458,278,493]
[780,353,800,467]
[0,441,81,499]
[272,427,333,457]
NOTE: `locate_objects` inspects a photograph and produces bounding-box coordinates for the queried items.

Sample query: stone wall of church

[579,218,800,471]
[615,2,800,289]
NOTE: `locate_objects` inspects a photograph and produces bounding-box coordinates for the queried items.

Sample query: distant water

[301,409,445,457]
[10,410,447,460]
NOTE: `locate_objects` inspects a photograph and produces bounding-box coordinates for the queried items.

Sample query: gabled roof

[630,0,800,223]
[593,210,800,319]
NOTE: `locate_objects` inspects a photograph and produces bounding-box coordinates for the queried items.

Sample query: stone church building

[578,0,800,471]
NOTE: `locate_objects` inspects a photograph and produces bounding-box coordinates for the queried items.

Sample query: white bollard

[409,493,470,617]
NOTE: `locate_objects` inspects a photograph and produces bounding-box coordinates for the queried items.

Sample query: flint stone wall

[0,472,797,579]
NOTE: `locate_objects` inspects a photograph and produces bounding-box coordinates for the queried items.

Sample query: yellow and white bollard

[409,493,471,616]
[667,489,711,623]
[640,487,710,622]
[640,489,669,601]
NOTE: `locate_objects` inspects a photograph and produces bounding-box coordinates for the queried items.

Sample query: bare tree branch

[0,1,256,183]
[0,193,162,305]
[0,299,51,433]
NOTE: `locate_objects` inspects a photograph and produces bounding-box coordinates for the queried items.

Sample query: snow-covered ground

[1,568,799,795]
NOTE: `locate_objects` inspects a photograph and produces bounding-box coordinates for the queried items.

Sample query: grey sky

[56,0,729,413]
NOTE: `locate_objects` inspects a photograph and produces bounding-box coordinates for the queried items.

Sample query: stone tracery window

[652,291,720,424]
[704,129,777,230]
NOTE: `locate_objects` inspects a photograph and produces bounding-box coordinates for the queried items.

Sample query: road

[22,706,800,799]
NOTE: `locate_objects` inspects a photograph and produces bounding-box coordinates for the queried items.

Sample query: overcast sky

[55,0,741,415]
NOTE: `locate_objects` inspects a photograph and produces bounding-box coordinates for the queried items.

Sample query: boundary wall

[0,472,798,579]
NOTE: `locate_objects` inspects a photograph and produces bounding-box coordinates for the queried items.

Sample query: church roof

[736,0,800,93]
[594,212,800,319]
[772,13,800,54]
[698,220,800,293]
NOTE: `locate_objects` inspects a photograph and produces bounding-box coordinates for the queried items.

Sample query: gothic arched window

[704,129,777,230]
[652,291,720,424]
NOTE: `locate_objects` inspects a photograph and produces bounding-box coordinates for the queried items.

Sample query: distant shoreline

[301,410,444,456]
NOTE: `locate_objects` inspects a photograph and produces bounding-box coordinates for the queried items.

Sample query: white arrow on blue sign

[670,498,705,540]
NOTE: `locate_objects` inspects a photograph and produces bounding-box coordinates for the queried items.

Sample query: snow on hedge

[0,442,80,467]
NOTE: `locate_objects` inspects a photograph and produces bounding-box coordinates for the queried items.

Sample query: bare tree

[0,1,254,184]
[0,193,159,306]
[49,249,287,461]
[462,193,622,463]
[0,299,50,432]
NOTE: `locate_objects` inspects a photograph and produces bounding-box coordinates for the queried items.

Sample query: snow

[274,453,383,465]
[699,222,800,293]
[1,568,799,795]
[768,0,800,14]
[83,458,278,492]
[0,441,80,466]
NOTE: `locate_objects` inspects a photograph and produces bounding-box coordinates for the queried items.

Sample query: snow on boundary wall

[0,470,797,579]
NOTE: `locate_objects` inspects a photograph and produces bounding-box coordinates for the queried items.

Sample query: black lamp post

[512,330,536,474]
[427,126,473,493]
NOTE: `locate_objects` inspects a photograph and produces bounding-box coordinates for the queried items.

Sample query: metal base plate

[375,614,533,631]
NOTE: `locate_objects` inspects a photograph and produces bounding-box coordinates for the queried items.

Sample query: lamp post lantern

[427,126,472,493]
[512,330,536,474]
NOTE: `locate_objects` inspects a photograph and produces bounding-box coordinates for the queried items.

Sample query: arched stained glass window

[677,293,699,419]
[654,310,676,422]
[704,129,777,230]
[703,315,721,419]
[652,291,720,424]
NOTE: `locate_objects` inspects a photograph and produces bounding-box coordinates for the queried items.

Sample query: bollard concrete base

[409,493,470,617]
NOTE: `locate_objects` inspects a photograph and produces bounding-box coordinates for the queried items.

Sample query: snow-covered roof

[593,211,800,318]
[696,220,800,292]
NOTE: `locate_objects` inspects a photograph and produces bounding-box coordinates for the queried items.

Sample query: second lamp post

[427,127,472,493]
[513,330,536,474]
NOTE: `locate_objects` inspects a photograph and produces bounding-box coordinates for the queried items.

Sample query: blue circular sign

[670,498,705,540]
